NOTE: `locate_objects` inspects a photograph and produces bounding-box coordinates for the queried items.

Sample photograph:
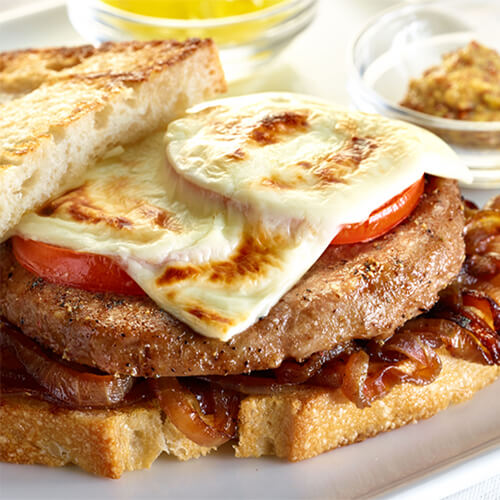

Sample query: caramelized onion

[0,321,133,407]
[464,210,500,255]
[381,333,442,382]
[206,346,356,395]
[383,331,440,364]
[202,374,297,395]
[438,308,500,364]
[205,350,352,396]
[209,384,240,438]
[484,236,500,256]
[485,196,500,212]
[342,333,442,409]
[405,190,500,367]
[362,364,406,403]
[309,358,345,389]
[405,314,499,365]
[341,350,370,408]
[203,333,446,410]
[472,281,500,310]
[462,290,499,330]
[463,255,500,281]
[150,377,239,447]
[274,347,350,384]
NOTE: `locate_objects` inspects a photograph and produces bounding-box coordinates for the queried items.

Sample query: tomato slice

[331,177,425,245]
[11,236,145,296]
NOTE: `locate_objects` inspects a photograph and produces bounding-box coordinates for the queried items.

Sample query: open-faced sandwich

[0,40,499,478]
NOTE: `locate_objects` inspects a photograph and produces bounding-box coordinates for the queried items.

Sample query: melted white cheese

[167,93,472,232]
[15,93,472,340]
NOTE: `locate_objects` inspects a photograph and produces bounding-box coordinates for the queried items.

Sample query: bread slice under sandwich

[1,349,498,478]
[0,39,226,241]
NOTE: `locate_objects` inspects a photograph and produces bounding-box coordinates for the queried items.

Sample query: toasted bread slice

[236,349,500,460]
[1,349,498,478]
[0,397,214,478]
[0,40,226,241]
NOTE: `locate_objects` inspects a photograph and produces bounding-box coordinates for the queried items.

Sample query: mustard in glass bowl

[348,0,500,188]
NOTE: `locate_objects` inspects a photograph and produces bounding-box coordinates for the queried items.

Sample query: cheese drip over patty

[15,93,472,340]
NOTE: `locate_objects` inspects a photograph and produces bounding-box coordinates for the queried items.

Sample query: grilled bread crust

[1,349,498,478]
[0,39,226,241]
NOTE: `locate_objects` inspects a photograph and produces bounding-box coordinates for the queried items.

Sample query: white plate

[0,2,499,499]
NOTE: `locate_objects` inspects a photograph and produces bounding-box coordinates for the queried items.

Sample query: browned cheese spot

[209,110,309,148]
[208,233,282,285]
[37,182,180,232]
[157,265,198,286]
[258,137,377,191]
[156,231,284,288]
[186,307,234,325]
[225,147,246,160]
[260,175,297,190]
[297,161,313,169]
[250,112,309,145]
[312,136,378,185]
[135,204,182,231]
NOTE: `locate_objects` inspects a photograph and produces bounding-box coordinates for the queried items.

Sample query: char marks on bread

[0,39,226,241]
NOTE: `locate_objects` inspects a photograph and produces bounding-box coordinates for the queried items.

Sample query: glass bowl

[348,0,500,188]
[66,0,317,82]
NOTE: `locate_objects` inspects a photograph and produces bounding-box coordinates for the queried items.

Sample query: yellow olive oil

[101,0,288,19]
[99,0,291,46]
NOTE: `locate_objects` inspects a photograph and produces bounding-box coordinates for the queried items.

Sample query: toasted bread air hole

[125,97,138,110]
[94,107,111,130]
[132,430,146,451]
[175,93,189,114]
[45,441,71,461]
[45,58,81,72]
[48,125,66,145]
[20,169,42,197]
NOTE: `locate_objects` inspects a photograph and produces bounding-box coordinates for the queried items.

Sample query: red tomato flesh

[331,177,425,245]
[11,237,145,296]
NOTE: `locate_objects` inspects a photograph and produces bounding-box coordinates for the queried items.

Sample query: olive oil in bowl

[67,0,317,80]
[100,0,289,19]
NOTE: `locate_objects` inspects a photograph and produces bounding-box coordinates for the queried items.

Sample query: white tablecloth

[446,475,500,500]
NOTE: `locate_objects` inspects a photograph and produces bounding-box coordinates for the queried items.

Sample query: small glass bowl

[348,0,500,188]
[66,0,317,82]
